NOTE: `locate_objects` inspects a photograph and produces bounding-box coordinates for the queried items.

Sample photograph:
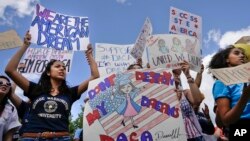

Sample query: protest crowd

[1,3,250,141]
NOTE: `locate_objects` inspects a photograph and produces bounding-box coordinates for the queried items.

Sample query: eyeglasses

[0,80,11,87]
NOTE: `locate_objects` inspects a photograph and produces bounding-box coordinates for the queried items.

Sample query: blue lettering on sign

[31,5,89,50]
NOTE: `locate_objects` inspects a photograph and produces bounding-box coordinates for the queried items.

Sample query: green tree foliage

[69,106,84,136]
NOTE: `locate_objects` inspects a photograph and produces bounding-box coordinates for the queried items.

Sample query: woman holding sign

[209,45,250,139]
[5,31,99,141]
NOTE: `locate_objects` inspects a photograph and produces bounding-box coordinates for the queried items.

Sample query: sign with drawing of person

[146,34,201,72]
[210,62,250,85]
[30,4,89,51]
[130,17,153,59]
[169,6,202,55]
[21,47,73,74]
[83,68,187,141]
[0,30,22,50]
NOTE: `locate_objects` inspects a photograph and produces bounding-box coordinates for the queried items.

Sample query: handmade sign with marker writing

[83,68,187,141]
[30,4,89,51]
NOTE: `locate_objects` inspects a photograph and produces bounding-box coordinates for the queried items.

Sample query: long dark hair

[32,60,71,97]
[0,75,12,116]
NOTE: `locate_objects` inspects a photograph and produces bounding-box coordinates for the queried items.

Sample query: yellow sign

[234,44,250,62]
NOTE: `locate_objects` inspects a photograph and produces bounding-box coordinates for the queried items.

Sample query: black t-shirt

[22,81,79,133]
[17,101,31,134]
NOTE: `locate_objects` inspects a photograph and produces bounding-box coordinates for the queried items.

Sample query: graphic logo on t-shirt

[44,101,58,113]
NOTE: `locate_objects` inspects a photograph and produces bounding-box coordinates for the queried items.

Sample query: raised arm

[181,60,203,106]
[5,31,31,93]
[77,44,100,95]
[8,83,22,108]
[195,64,204,88]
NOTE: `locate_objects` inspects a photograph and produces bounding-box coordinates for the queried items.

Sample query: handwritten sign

[210,62,250,85]
[83,68,187,141]
[0,30,22,50]
[169,7,202,40]
[30,4,89,51]
[235,36,250,44]
[130,17,153,59]
[169,7,202,55]
[95,43,136,76]
[21,47,73,74]
[146,34,201,72]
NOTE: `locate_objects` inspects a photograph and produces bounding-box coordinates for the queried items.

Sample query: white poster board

[21,47,73,74]
[146,34,201,72]
[210,62,250,85]
[30,4,89,51]
[130,17,153,59]
[169,7,202,54]
[95,43,136,76]
[83,68,187,141]
[0,30,22,50]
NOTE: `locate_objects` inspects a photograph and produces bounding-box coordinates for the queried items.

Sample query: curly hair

[208,45,245,79]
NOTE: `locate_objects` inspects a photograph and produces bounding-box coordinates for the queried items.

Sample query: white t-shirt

[0,103,21,140]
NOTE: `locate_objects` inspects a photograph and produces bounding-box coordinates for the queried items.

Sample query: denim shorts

[20,136,71,141]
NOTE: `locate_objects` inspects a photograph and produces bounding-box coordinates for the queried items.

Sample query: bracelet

[186,76,192,79]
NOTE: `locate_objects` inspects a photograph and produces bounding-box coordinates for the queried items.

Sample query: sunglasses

[0,80,11,87]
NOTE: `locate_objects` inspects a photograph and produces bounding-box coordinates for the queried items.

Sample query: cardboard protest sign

[169,7,202,54]
[130,17,153,59]
[210,62,250,85]
[21,47,73,74]
[95,43,136,76]
[83,68,187,141]
[146,34,201,72]
[235,36,250,44]
[30,4,89,51]
[0,30,22,50]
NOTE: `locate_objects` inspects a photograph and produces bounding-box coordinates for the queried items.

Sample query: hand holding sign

[23,31,31,48]
[180,60,191,78]
[85,44,100,80]
[85,44,93,65]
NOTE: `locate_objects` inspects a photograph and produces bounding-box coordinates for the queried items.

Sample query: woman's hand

[180,60,191,78]
[85,44,93,65]
[23,31,31,47]
[202,103,210,119]
[85,44,99,79]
